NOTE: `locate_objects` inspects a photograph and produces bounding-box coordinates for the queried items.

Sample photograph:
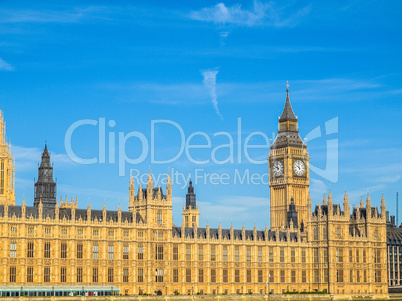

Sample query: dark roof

[279,90,297,122]
[271,131,305,149]
[314,204,343,216]
[352,207,380,219]
[136,187,166,200]
[387,223,402,244]
[172,227,302,242]
[0,204,144,223]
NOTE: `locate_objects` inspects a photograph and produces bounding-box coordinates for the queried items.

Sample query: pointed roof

[279,83,297,122]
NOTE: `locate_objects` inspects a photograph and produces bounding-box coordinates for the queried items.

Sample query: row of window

[6,227,144,238]
[8,241,383,265]
[10,267,380,284]
[10,241,130,260]
[9,267,124,283]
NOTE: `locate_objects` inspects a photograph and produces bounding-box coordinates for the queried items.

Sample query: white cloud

[309,178,327,203]
[201,69,223,119]
[0,7,102,24]
[0,58,14,71]
[190,1,310,27]
[12,145,75,172]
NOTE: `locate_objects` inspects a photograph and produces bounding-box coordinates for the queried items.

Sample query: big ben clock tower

[269,83,309,230]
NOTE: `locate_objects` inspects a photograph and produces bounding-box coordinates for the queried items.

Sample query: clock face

[293,160,305,176]
[43,169,51,177]
[272,161,284,177]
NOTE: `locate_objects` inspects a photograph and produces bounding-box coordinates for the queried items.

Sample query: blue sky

[1,0,401,229]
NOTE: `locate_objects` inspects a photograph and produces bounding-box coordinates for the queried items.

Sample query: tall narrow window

[258,247,262,262]
[247,247,251,262]
[61,242,67,259]
[269,270,274,283]
[235,269,240,282]
[138,245,144,260]
[44,242,51,258]
[235,247,239,262]
[108,268,114,282]
[92,243,98,259]
[77,243,83,259]
[157,211,163,225]
[223,269,228,282]
[349,250,353,262]
[186,268,191,282]
[223,247,228,262]
[363,250,367,263]
[301,249,306,263]
[61,267,67,282]
[123,268,129,282]
[247,269,251,282]
[269,248,274,262]
[156,245,163,260]
[123,245,129,260]
[199,246,203,261]
[323,226,328,240]
[337,248,343,263]
[186,245,191,261]
[314,227,318,240]
[199,269,204,283]
[93,267,98,283]
[323,248,328,263]
[10,241,17,258]
[138,268,144,282]
[314,248,319,263]
[27,267,33,282]
[291,248,295,263]
[173,244,178,260]
[291,270,296,282]
[27,241,34,258]
[44,267,50,282]
[108,244,114,260]
[211,269,216,282]
[280,270,285,283]
[302,270,306,283]
[280,248,285,262]
[77,267,83,282]
[173,269,178,282]
[258,270,263,282]
[211,246,216,261]
[156,269,164,282]
[1,162,4,194]
[10,266,16,283]
[314,269,319,282]
[356,249,360,263]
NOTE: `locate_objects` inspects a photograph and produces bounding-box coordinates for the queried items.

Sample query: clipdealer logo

[64,117,338,185]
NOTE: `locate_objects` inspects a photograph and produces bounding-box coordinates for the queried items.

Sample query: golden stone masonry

[0,88,388,296]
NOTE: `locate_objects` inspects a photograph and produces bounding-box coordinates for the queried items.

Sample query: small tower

[129,173,135,212]
[0,110,15,206]
[182,180,199,228]
[287,197,298,229]
[34,144,56,208]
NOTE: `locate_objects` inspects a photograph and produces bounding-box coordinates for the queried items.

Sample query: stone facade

[0,89,388,296]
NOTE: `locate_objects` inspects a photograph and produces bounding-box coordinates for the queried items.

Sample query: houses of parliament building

[0,88,388,296]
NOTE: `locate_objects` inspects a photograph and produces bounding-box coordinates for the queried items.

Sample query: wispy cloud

[12,145,75,172]
[0,58,14,71]
[190,1,310,27]
[201,69,223,119]
[98,77,389,107]
[0,7,104,24]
